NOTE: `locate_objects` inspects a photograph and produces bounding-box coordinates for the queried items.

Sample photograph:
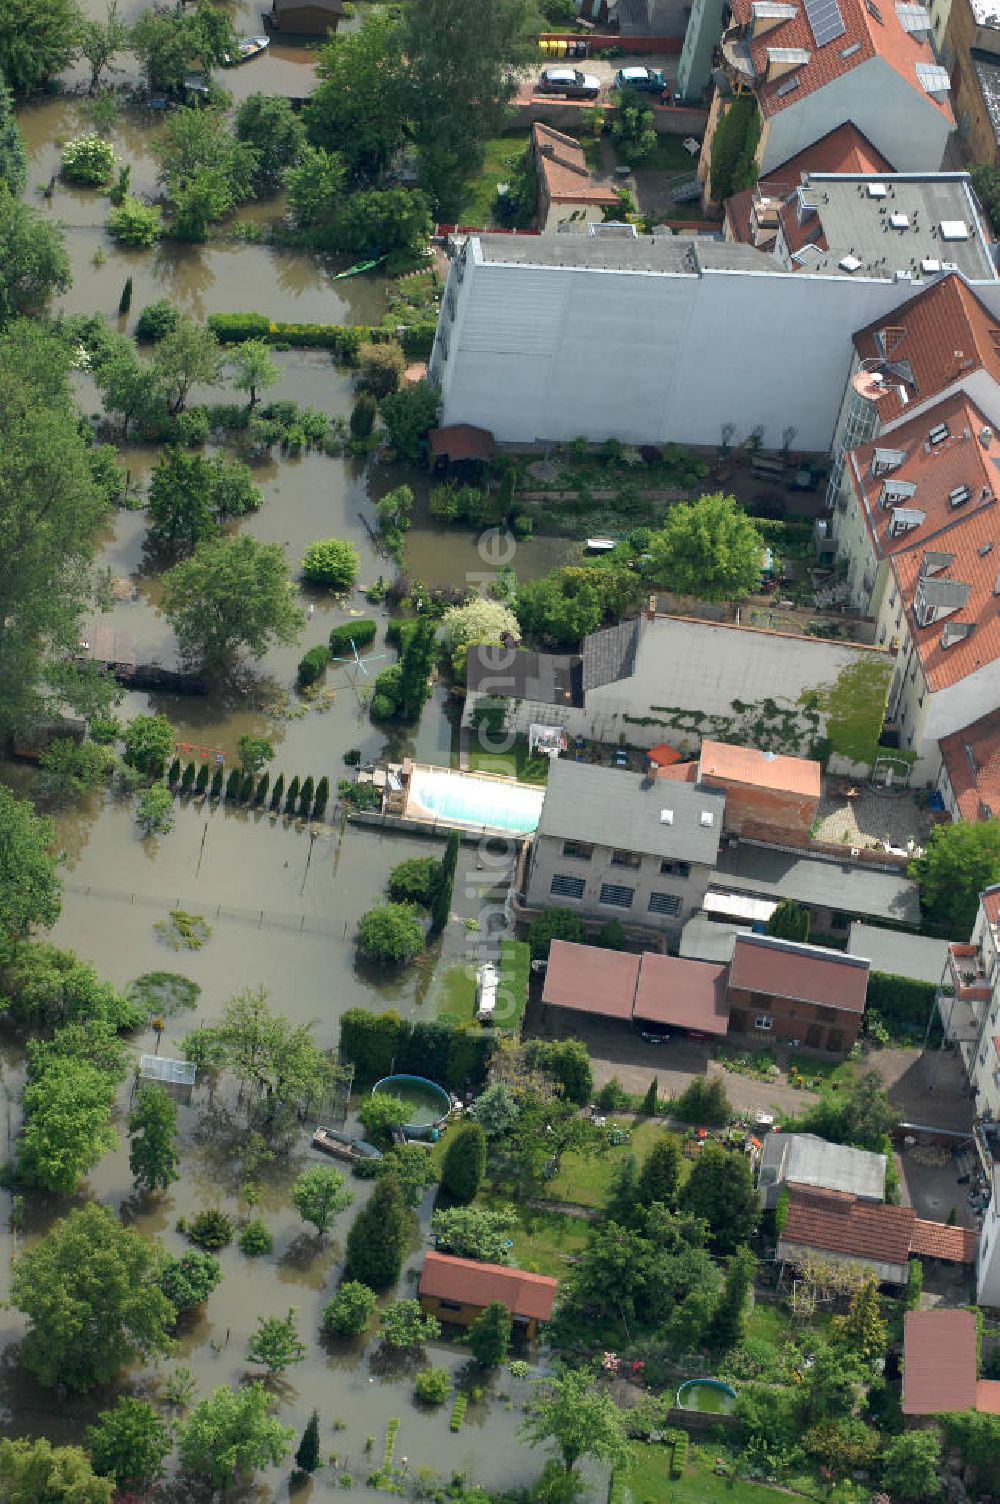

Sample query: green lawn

[453,132,533,227]
[463,734,550,784]
[544,1119,687,1209]
[498,938,530,1034]
[628,1443,821,1504]
[477,1189,591,1277]
[433,965,478,1026]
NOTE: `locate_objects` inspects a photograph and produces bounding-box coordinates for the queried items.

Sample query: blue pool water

[407,768,545,833]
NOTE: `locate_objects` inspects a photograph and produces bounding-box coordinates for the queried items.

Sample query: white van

[476,962,499,1023]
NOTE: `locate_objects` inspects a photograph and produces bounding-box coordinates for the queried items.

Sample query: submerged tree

[128,1083,180,1192]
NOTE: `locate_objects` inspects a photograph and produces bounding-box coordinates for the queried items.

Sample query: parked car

[639,1028,670,1045]
[537,66,601,99]
[613,65,667,95]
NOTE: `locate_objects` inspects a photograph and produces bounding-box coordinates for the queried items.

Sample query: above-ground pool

[676,1379,737,1414]
[405,766,545,834]
[372,1074,452,1136]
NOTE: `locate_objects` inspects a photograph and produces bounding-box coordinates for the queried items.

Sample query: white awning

[703,891,778,923]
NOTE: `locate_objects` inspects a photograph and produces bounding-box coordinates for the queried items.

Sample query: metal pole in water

[195,820,208,878]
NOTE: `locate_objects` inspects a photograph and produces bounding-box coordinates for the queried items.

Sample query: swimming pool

[406,766,545,834]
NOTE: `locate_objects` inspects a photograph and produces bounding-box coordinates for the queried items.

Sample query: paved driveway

[519,52,681,104]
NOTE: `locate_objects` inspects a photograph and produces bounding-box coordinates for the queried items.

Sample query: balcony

[949,943,992,1003]
[721,25,756,88]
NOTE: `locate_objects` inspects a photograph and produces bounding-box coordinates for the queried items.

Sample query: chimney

[646,593,656,623]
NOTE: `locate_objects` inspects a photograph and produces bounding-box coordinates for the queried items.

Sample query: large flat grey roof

[474,233,778,275]
[786,174,995,282]
[711,842,920,925]
[466,647,582,706]
[848,922,949,985]
[760,1132,886,1201]
[537,759,726,865]
[973,50,1000,142]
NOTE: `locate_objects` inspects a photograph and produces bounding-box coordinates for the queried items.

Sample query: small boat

[329,254,387,282]
[222,35,270,65]
[586,536,617,553]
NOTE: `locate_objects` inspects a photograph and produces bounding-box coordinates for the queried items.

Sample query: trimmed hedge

[206,313,434,363]
[297,645,329,688]
[866,970,936,1040]
[671,1430,689,1478]
[339,1009,497,1093]
[329,619,377,656]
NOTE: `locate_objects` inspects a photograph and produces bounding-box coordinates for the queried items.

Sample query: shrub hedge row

[865,970,936,1039]
[340,1009,497,1094]
[206,312,436,362]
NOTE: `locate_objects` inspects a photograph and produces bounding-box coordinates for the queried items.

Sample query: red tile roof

[730,0,953,122]
[532,122,619,206]
[903,1309,978,1414]
[699,740,821,798]
[852,275,1000,428]
[983,887,1000,925]
[542,940,640,1020]
[633,953,730,1034]
[725,125,892,244]
[419,1252,558,1321]
[654,760,700,783]
[428,425,496,462]
[939,710,1000,821]
[729,934,870,1013]
[909,1218,978,1263]
[782,1186,915,1264]
[976,1380,1000,1414]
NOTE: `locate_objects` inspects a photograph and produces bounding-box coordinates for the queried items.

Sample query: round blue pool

[676,1379,737,1414]
[372,1074,451,1136]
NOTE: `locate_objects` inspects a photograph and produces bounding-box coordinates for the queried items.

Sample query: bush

[329,620,377,656]
[671,1431,689,1477]
[350,391,378,440]
[671,1075,731,1126]
[61,133,115,185]
[357,340,404,399]
[107,198,162,247]
[596,1078,630,1112]
[865,972,937,1041]
[206,312,271,342]
[415,1368,451,1407]
[135,300,179,342]
[297,645,329,688]
[387,856,440,906]
[324,1281,378,1337]
[528,909,586,960]
[302,538,359,591]
[357,905,425,967]
[239,1219,273,1256]
[449,1395,468,1432]
[185,1209,234,1250]
[440,1122,487,1204]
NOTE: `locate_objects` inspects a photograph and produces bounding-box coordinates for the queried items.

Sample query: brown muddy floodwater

[3,79,582,1500]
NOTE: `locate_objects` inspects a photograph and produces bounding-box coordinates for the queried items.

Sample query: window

[660,859,691,878]
[755,1015,774,1031]
[611,849,642,868]
[439,1299,462,1312]
[600,882,634,909]
[550,874,585,900]
[562,840,593,861]
[648,891,682,916]
[830,911,850,931]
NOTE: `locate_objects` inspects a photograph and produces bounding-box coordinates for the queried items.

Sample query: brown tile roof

[725,126,892,245]
[633,953,730,1034]
[729,934,870,1013]
[419,1252,557,1321]
[542,940,640,1020]
[903,1309,978,1414]
[852,275,1000,427]
[730,0,953,122]
[976,1379,1000,1414]
[699,740,821,798]
[783,1186,915,1264]
[532,122,619,206]
[909,1218,978,1263]
[983,887,1000,925]
[654,760,700,783]
[939,710,1000,821]
[428,425,496,462]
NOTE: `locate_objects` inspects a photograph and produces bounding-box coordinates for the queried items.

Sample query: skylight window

[917,62,951,94]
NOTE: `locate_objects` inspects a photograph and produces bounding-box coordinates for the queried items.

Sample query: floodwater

[1,75,575,1499]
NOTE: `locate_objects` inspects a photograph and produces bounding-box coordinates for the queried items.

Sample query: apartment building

[946,0,1000,161]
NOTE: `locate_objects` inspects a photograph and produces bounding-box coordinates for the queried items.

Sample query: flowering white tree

[440,598,520,655]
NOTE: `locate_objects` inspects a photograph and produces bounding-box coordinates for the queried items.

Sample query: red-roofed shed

[419,1252,557,1338]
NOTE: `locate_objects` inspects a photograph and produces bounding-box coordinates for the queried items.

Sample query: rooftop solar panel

[804,0,847,46]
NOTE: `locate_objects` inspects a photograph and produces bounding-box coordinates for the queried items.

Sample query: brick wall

[726,986,862,1052]
[701,776,819,841]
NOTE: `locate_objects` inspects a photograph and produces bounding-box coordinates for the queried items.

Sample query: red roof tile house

[903,1310,978,1415]
[418,1252,558,1339]
[727,933,870,1051]
[532,123,620,233]
[541,940,731,1036]
[715,0,954,178]
[697,739,821,842]
[724,124,892,248]
[938,708,1000,821]
[831,377,1000,781]
[779,1187,977,1285]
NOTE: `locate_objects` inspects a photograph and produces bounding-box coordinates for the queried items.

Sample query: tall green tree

[880,1429,942,1502]
[0,786,61,943]
[160,1249,222,1312]
[291,1164,353,1236]
[151,316,223,413]
[147,447,217,553]
[79,1,129,94]
[647,492,764,601]
[153,107,257,241]
[295,1410,320,1474]
[521,1368,629,1477]
[831,1273,887,1363]
[469,1300,511,1367]
[0,0,83,94]
[128,1083,180,1192]
[92,334,167,439]
[636,1135,682,1210]
[0,1439,111,1503]
[430,828,459,934]
[441,1120,487,1203]
[131,0,235,94]
[766,899,810,942]
[1,941,138,1033]
[305,14,408,180]
[0,74,27,194]
[246,1309,307,1377]
[229,338,279,409]
[11,1203,174,1390]
[161,534,304,677]
[87,1397,172,1491]
[0,321,110,735]
[397,617,438,721]
[345,1173,409,1290]
[235,93,306,192]
[401,0,533,208]
[709,1244,756,1351]
[177,1383,294,1488]
[680,1142,759,1253]
[17,1049,120,1192]
[910,819,1000,934]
